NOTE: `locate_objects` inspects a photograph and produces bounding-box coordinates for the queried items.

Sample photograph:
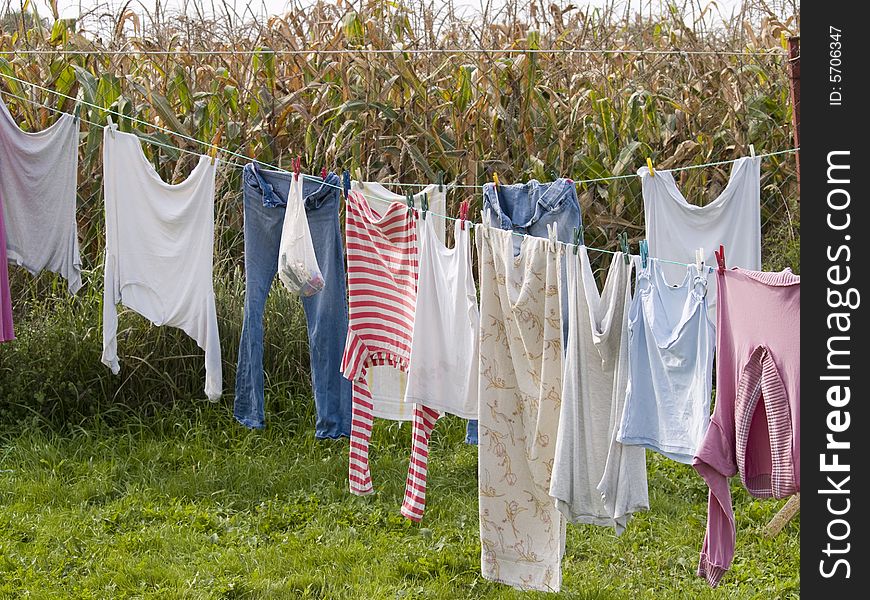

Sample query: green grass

[0,266,799,598]
[0,401,799,599]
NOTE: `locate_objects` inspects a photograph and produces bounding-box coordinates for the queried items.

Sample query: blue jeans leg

[300,174,352,439]
[234,164,283,429]
[465,419,479,445]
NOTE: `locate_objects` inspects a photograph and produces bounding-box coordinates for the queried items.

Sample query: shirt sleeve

[693,418,738,586]
[202,290,222,401]
[100,254,120,375]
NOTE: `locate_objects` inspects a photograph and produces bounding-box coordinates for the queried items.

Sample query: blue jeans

[234,163,352,438]
[465,178,582,443]
[482,178,581,247]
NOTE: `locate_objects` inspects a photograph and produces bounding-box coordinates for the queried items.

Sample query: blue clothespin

[420,192,429,220]
[639,239,649,269]
[342,170,351,200]
[618,232,630,265]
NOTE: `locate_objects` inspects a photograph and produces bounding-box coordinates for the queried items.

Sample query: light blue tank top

[617,258,716,464]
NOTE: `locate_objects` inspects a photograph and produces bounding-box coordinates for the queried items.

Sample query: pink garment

[693,267,800,586]
[0,189,14,342]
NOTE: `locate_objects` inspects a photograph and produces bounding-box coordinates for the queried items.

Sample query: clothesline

[0,70,800,189]
[2,48,786,57]
[0,70,799,188]
[0,86,790,274]
[0,70,785,192]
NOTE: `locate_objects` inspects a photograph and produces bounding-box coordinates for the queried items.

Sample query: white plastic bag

[277,175,324,297]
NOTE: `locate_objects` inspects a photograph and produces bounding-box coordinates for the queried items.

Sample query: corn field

[0,0,799,418]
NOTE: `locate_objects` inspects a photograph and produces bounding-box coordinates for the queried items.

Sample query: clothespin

[547,222,558,252]
[572,226,582,255]
[646,157,655,177]
[106,115,116,138]
[406,193,416,218]
[492,172,500,189]
[420,192,429,220]
[321,166,327,180]
[715,244,726,272]
[749,144,756,158]
[458,199,470,231]
[73,99,82,121]
[695,247,705,273]
[342,170,351,201]
[209,125,223,165]
[437,171,444,192]
[618,232,630,265]
[293,156,301,181]
[639,239,649,269]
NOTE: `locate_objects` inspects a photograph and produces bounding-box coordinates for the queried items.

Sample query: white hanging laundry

[403,217,479,418]
[0,96,82,293]
[617,258,715,464]
[549,247,648,534]
[101,126,222,400]
[477,224,565,592]
[640,156,761,318]
[277,174,324,296]
[349,180,447,421]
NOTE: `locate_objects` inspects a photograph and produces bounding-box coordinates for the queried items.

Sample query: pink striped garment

[341,189,440,521]
[693,267,800,587]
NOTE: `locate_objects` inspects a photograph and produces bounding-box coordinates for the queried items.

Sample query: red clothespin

[458,199,470,230]
[714,244,726,272]
[321,166,327,180]
[293,156,302,181]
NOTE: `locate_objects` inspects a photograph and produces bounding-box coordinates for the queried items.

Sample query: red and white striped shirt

[341,190,439,521]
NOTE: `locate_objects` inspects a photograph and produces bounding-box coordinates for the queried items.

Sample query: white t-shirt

[549,247,648,534]
[641,156,761,318]
[101,126,222,400]
[403,217,478,418]
[617,258,715,464]
[349,180,446,420]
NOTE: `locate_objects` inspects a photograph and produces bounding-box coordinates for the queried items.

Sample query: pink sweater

[692,267,800,586]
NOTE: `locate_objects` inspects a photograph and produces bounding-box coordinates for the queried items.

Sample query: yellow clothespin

[209,126,223,165]
[493,172,500,189]
[646,158,655,177]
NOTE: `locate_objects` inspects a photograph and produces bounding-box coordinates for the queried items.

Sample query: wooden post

[763,493,801,537]
[787,36,800,189]
[762,37,802,539]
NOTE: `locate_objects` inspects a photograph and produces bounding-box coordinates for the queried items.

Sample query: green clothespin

[572,226,582,255]
[437,171,444,192]
[421,192,429,220]
[618,232,630,265]
[639,239,649,269]
[73,99,82,121]
[406,193,415,218]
